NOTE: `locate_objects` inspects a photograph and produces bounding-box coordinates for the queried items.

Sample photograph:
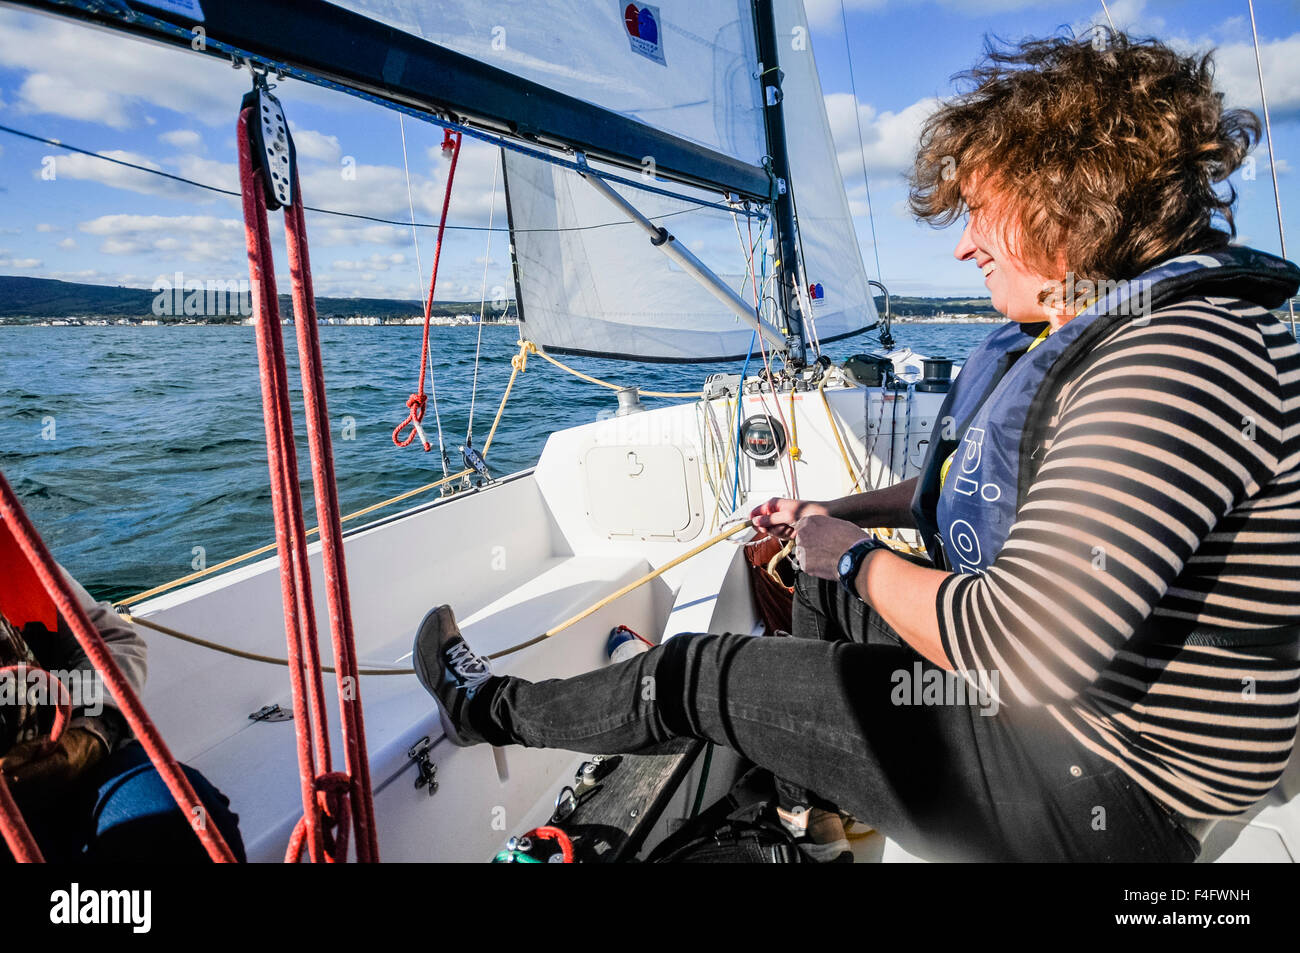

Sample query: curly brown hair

[909,29,1260,284]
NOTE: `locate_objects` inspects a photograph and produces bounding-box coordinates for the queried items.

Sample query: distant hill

[882,295,999,318]
[2,275,998,324]
[0,275,495,323]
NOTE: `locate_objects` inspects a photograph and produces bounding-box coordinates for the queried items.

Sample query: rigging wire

[1098,0,1116,30]
[1247,0,1298,337]
[838,0,884,286]
[467,157,501,444]
[0,123,742,236]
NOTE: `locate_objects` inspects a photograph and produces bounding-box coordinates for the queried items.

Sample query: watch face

[838,552,854,577]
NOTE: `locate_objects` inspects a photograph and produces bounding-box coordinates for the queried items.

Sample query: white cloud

[310,222,411,248]
[1076,0,1164,34]
[290,124,342,163]
[1210,33,1300,120]
[824,92,938,193]
[35,223,60,233]
[0,253,42,269]
[56,237,77,250]
[78,213,246,263]
[330,252,408,272]
[0,9,333,129]
[16,72,133,128]
[160,129,203,151]
[805,0,1052,28]
[42,148,192,199]
[172,154,240,194]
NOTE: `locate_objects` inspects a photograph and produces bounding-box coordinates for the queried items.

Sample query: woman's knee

[88,743,247,862]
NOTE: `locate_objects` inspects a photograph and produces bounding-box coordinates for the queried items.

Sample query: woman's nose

[953,221,977,262]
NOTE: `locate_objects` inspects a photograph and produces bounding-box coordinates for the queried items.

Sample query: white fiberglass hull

[125,358,1300,863]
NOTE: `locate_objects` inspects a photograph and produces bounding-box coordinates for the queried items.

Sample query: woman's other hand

[1,727,107,794]
[750,497,830,540]
[793,515,869,580]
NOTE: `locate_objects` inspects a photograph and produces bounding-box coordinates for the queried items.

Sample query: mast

[754,0,809,367]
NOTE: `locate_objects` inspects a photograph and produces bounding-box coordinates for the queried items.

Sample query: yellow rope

[787,389,802,462]
[766,538,795,588]
[120,520,754,673]
[818,379,862,493]
[524,340,703,400]
[120,611,414,675]
[486,520,752,660]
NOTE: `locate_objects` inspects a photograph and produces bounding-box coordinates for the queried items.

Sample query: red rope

[285,173,379,863]
[0,664,72,863]
[240,108,330,862]
[0,774,42,863]
[392,128,462,451]
[0,472,237,863]
[238,106,378,863]
[526,825,575,863]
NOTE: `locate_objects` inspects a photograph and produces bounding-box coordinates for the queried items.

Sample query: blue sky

[0,0,1296,303]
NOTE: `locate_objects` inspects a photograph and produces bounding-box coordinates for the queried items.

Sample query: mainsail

[504,0,878,362]
[326,0,768,173]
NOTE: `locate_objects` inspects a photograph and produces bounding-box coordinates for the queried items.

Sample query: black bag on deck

[645,767,803,863]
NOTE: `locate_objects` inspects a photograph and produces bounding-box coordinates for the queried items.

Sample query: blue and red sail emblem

[808,282,826,310]
[623,3,666,66]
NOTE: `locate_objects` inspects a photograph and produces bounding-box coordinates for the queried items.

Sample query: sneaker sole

[412,606,473,747]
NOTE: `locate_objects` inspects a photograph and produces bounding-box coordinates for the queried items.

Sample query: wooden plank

[562,739,705,863]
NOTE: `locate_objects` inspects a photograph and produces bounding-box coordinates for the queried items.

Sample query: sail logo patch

[622,3,666,66]
[808,281,826,311]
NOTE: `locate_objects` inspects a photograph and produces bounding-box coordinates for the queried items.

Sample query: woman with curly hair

[413,30,1300,862]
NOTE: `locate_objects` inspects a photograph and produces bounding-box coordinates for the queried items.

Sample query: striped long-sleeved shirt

[937,296,1300,819]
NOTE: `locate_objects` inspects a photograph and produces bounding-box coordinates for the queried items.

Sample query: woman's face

[952,194,1060,325]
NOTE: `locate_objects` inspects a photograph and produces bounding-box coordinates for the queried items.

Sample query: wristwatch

[837,535,886,597]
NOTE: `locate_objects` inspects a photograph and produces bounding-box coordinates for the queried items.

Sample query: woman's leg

[776,570,902,816]
[421,607,1197,861]
[83,741,248,862]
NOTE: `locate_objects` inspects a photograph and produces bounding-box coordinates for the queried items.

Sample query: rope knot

[511,340,536,373]
[392,393,432,450]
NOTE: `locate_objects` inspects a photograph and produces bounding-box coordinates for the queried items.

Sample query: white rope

[399,113,450,477]
[467,155,500,443]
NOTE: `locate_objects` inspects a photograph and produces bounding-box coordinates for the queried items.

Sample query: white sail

[506,150,772,361]
[505,0,877,362]
[325,0,767,171]
[773,0,878,347]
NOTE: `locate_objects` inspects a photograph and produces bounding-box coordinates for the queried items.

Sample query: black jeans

[471,571,1199,862]
[3,741,247,863]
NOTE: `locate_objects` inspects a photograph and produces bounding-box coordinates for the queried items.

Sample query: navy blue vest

[911,245,1300,577]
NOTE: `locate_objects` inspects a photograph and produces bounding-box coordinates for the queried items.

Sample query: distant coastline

[1,274,1007,326]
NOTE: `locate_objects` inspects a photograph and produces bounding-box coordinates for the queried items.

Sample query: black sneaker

[412,604,494,747]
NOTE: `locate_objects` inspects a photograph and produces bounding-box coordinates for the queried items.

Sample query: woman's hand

[0,727,107,794]
[750,497,830,540]
[792,515,870,580]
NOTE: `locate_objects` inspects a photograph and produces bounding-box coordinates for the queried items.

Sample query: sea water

[0,322,992,600]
